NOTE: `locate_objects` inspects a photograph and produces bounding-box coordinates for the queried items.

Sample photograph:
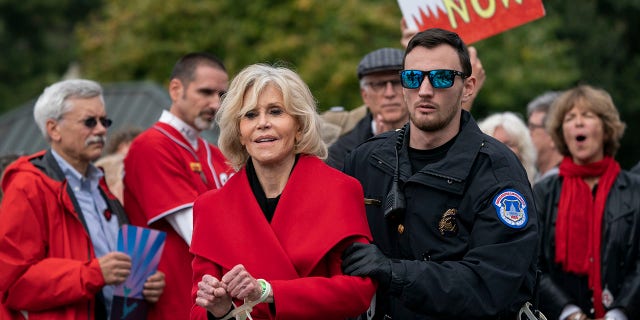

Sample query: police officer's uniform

[344,110,538,319]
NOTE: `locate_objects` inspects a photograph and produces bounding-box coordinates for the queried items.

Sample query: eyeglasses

[400,69,467,89]
[527,122,545,131]
[82,117,113,129]
[365,79,402,93]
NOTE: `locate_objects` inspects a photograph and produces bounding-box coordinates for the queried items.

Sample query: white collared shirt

[159,110,199,150]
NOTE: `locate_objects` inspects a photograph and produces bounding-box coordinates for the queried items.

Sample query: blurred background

[0,0,638,168]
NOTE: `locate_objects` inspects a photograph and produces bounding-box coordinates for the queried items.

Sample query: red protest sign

[398,0,546,44]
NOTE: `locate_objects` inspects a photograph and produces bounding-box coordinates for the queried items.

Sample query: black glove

[341,242,391,290]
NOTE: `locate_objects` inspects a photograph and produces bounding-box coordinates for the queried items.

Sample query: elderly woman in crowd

[189,64,376,320]
[478,111,537,185]
[534,84,640,320]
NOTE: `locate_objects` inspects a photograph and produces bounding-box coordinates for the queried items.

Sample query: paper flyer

[110,224,166,320]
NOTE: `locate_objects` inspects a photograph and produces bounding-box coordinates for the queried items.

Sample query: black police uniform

[343,110,538,319]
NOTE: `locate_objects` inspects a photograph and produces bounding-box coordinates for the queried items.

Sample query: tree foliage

[543,0,640,168]
[77,0,402,111]
[2,0,639,166]
[0,0,101,112]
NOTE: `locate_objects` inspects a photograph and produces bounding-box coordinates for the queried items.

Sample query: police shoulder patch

[492,189,528,229]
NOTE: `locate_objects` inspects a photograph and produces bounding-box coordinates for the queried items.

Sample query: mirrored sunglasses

[400,69,467,89]
[83,117,113,129]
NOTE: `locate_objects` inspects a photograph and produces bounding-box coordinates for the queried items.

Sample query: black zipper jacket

[534,170,640,319]
[344,111,538,319]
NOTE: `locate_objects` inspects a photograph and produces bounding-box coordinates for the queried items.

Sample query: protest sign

[398,0,546,43]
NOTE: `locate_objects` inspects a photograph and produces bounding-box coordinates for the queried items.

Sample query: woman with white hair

[190,64,375,320]
[479,112,537,184]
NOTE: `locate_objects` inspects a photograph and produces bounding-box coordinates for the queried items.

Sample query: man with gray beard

[123,52,235,320]
[0,79,165,320]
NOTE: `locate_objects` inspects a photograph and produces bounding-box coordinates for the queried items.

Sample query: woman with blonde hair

[190,64,375,320]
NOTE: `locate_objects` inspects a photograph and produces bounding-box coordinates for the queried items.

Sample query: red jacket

[0,150,123,320]
[190,156,376,320]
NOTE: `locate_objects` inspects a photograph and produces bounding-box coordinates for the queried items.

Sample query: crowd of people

[0,20,639,320]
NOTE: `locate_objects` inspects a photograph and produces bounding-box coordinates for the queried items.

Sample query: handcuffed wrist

[255,279,271,303]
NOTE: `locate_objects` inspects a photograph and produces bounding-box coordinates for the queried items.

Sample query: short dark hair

[405,28,471,78]
[170,52,226,85]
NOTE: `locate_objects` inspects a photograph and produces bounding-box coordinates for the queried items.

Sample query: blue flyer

[110,224,166,320]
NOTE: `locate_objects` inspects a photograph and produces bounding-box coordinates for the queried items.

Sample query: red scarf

[556,156,620,317]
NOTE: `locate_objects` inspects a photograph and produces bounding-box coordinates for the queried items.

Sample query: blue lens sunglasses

[400,69,468,89]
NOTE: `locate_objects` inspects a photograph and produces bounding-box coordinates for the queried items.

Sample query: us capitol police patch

[492,189,528,229]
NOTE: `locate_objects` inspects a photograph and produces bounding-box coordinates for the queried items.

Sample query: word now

[445,0,524,29]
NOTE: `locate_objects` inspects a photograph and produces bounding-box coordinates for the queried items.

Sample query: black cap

[357,48,404,79]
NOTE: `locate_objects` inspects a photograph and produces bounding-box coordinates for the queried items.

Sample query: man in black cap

[326,47,408,169]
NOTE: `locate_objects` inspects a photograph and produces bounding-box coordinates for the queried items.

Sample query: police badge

[438,208,459,236]
[492,189,528,229]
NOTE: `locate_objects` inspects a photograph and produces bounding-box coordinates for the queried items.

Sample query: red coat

[124,122,234,320]
[190,156,376,320]
[0,150,117,320]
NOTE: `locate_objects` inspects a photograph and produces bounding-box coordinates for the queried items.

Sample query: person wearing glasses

[341,28,538,319]
[123,52,236,320]
[0,79,165,320]
[534,85,639,320]
[325,47,408,170]
[526,91,564,183]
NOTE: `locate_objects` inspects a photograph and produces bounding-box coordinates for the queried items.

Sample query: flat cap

[357,48,404,79]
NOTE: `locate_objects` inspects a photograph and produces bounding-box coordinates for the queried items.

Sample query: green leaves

[3,0,640,167]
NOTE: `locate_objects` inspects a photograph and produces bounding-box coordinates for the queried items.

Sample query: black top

[408,134,457,174]
[246,155,300,222]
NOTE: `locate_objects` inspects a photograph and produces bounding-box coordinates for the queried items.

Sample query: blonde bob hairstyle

[547,84,626,158]
[216,63,327,170]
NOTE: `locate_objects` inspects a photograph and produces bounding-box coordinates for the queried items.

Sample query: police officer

[341,28,538,319]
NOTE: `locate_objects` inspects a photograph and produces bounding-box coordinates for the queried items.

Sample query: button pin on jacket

[190,162,202,172]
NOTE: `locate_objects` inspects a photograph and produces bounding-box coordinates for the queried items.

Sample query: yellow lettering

[445,0,526,27]
[500,0,524,7]
[444,0,470,29]
[471,0,496,19]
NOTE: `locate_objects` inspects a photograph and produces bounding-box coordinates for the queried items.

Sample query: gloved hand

[341,242,392,290]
